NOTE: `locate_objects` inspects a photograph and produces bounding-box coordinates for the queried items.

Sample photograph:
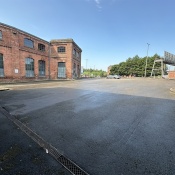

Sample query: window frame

[73,49,76,55]
[25,57,34,77]
[38,60,45,76]
[76,52,79,58]
[0,53,4,77]
[24,38,34,48]
[57,46,66,53]
[38,43,45,51]
[0,31,2,40]
[58,62,66,78]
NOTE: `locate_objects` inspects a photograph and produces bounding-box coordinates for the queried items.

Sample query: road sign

[164,51,175,65]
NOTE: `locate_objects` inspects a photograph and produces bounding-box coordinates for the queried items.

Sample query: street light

[85,59,88,69]
[144,43,150,77]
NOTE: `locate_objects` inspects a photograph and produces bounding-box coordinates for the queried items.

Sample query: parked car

[106,75,121,79]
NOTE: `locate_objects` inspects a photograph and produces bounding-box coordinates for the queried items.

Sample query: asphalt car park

[1,78,175,175]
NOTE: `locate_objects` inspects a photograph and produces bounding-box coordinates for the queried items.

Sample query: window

[77,65,80,76]
[73,49,79,58]
[39,60,45,76]
[58,62,66,78]
[76,52,79,58]
[25,58,34,77]
[0,31,2,40]
[73,49,76,55]
[73,63,77,77]
[38,43,45,51]
[0,54,4,77]
[58,46,66,53]
[24,38,34,48]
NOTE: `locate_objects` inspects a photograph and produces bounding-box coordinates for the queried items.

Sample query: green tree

[82,68,107,77]
[110,54,162,77]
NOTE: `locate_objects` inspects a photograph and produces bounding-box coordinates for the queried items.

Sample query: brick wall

[0,23,82,82]
[50,40,82,79]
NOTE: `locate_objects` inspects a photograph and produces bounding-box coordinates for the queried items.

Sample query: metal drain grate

[0,106,90,175]
[58,155,88,175]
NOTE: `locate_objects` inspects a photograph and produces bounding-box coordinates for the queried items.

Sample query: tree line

[110,54,162,77]
[82,69,107,77]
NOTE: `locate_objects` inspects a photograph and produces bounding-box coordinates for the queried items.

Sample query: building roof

[0,22,82,52]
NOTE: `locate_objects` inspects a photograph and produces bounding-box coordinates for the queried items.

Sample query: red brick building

[50,39,82,79]
[0,23,82,82]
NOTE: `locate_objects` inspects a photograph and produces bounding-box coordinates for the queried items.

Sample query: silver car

[106,75,121,79]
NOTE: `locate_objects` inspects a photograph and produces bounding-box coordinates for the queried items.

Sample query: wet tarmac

[0,107,71,175]
[1,78,175,174]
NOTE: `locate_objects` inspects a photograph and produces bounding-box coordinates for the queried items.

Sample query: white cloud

[94,0,102,9]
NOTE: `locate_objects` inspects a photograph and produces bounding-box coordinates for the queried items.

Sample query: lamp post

[85,59,88,69]
[144,43,150,77]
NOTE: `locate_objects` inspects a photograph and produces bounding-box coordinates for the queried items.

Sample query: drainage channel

[0,106,90,175]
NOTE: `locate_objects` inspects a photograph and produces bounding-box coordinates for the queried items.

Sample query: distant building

[0,23,82,82]
[167,70,175,79]
[107,65,112,75]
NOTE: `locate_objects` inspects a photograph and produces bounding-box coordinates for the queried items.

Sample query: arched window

[57,46,66,53]
[24,38,34,48]
[0,54,4,77]
[39,60,45,76]
[25,58,34,77]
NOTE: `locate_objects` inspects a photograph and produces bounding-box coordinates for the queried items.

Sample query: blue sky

[1,0,175,71]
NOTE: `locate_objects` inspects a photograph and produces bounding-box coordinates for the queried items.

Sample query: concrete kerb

[0,87,10,91]
[0,79,73,90]
[0,78,92,90]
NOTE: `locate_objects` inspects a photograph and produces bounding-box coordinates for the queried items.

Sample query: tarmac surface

[0,107,71,175]
[1,78,175,175]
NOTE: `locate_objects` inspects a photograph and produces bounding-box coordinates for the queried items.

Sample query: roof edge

[50,39,82,52]
[0,22,49,44]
